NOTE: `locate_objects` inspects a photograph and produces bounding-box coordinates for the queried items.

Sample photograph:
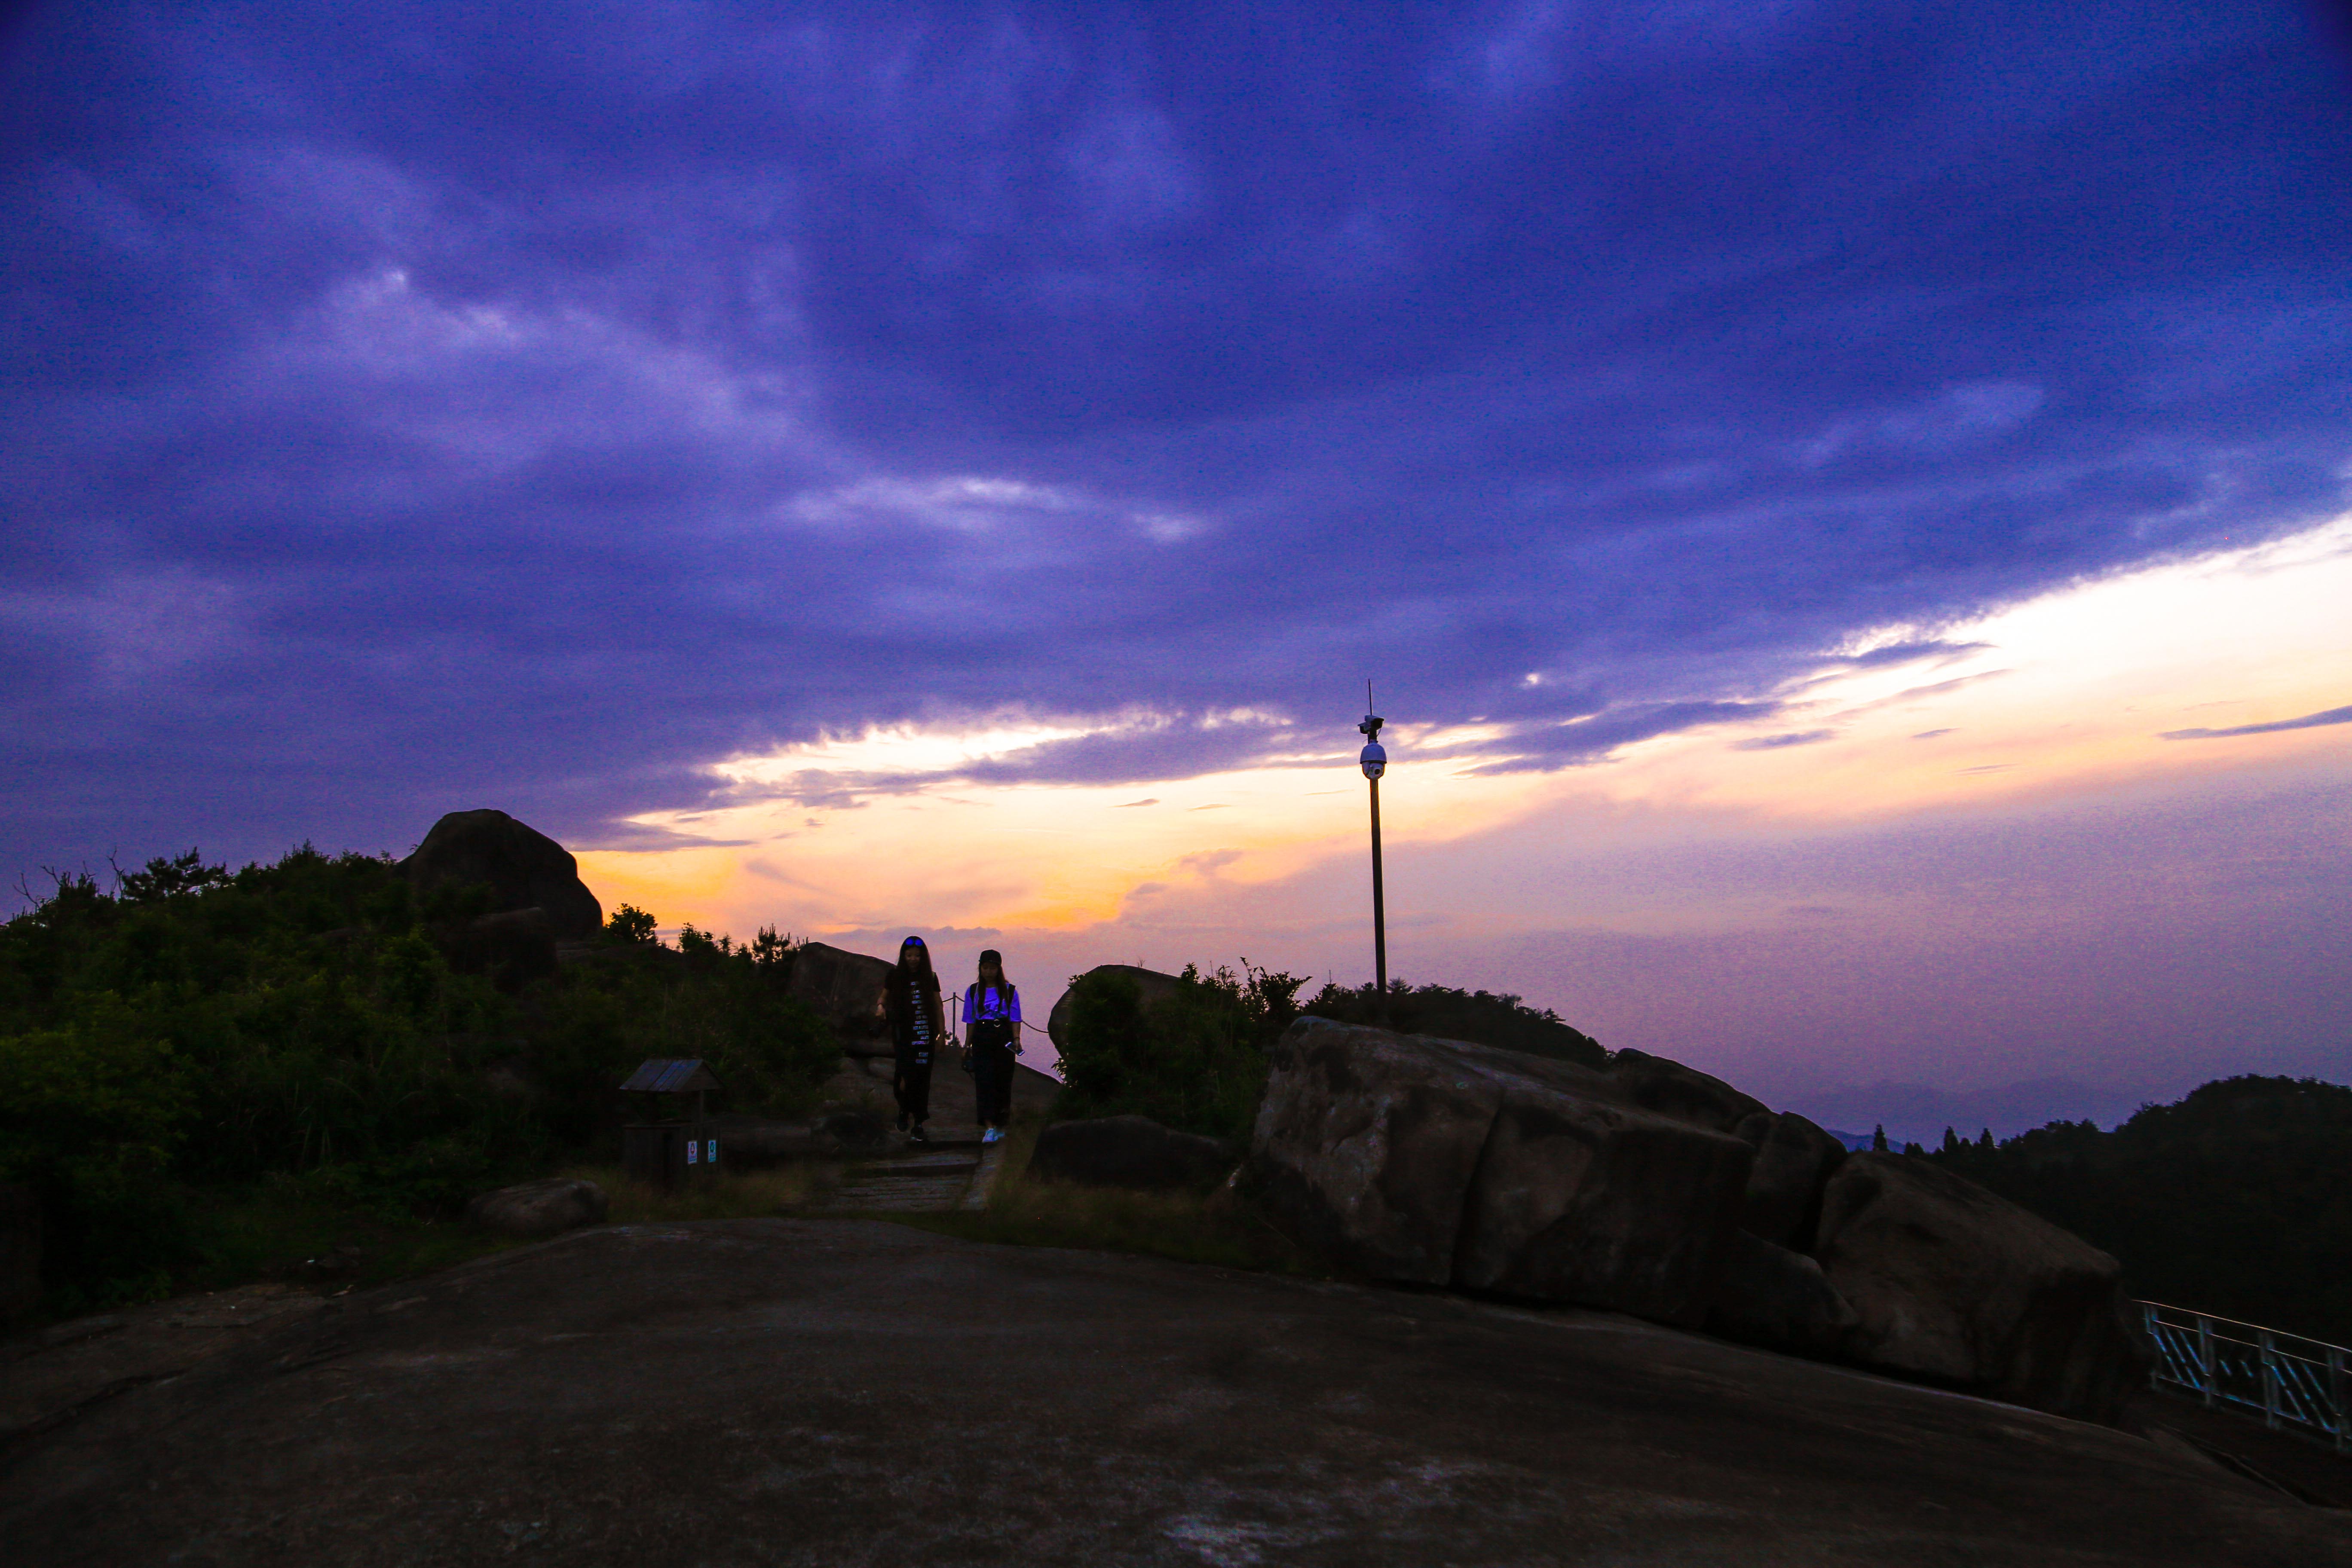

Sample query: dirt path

[4,1218,2345,1566]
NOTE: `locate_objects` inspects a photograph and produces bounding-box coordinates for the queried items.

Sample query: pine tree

[1871,1123,1887,1152]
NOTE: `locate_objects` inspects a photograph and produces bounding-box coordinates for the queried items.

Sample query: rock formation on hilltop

[1046,964,1185,1055]
[398,808,603,940]
[1250,1016,2138,1422]
[787,941,897,1057]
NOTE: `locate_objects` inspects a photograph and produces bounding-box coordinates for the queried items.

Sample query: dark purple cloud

[4,1,2350,875]
[2162,703,2352,740]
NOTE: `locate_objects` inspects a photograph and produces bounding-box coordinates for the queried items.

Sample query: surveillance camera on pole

[1359,686,1387,1005]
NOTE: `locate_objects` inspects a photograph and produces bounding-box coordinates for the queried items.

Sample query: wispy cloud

[2162,704,2352,740]
[1733,729,1835,751]
[1467,703,1782,774]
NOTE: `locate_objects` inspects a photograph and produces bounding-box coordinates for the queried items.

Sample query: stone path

[811,1143,985,1213]
[802,1049,1051,1214]
[805,1132,1013,1214]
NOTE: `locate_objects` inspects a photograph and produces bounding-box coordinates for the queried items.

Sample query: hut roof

[619,1058,723,1094]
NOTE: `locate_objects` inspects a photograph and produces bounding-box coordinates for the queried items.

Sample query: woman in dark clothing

[961,949,1022,1144]
[886,935,946,1144]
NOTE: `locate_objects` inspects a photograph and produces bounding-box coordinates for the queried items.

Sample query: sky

[5,2,2349,1131]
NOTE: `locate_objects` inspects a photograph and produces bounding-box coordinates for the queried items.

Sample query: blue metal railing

[2138,1301,2349,1452]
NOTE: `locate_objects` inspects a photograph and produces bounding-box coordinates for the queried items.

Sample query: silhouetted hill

[1788,1077,2144,1147]
[1930,1075,2352,1345]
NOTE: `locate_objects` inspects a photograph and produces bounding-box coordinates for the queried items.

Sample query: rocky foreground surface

[5,1219,2345,1566]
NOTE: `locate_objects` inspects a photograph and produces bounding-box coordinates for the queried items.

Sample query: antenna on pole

[1357,682,1388,1011]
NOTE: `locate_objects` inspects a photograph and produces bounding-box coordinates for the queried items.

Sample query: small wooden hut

[619,1058,723,1185]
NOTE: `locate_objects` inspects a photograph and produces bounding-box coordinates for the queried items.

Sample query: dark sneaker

[909,1124,929,1145]
[896,1111,909,1133]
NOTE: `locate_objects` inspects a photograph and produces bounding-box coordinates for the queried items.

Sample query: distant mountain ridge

[1786,1076,2150,1148]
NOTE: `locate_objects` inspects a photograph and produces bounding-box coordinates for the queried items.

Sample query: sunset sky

[6,3,2349,1130]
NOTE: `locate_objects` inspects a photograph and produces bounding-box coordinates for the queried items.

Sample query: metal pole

[2199,1316,2215,1409]
[2143,1305,2160,1393]
[1368,773,1387,1001]
[2263,1329,2280,1430]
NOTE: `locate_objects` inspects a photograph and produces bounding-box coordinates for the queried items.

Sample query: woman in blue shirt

[962,949,1022,1145]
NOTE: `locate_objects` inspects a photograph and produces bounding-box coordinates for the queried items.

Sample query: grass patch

[564,1162,826,1224]
[156,1176,520,1303]
[894,1115,1326,1276]
[13,1159,836,1337]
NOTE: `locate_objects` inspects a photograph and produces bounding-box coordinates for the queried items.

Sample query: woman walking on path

[962,949,1022,1145]
[886,935,946,1144]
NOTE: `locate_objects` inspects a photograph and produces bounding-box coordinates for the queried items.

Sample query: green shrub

[1053,962,1305,1142]
[1303,979,1607,1068]
[530,935,836,1142]
[0,843,839,1308]
[0,1009,195,1303]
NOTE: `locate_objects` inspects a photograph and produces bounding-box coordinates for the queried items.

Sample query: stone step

[811,1175,976,1213]
[870,1155,981,1174]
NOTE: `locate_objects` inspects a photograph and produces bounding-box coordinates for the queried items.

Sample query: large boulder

[465,1178,608,1239]
[1252,1018,1753,1325]
[1251,1017,1516,1283]
[0,1182,40,1323]
[1813,1153,2137,1421]
[1029,1115,1234,1192]
[1731,1110,1847,1249]
[400,810,603,940]
[1451,1070,1755,1326]
[1046,965,1184,1055]
[788,942,896,1056]
[1706,1229,1859,1360]
[1607,1048,1769,1134]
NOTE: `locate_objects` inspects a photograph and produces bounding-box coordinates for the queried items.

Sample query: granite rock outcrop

[1045,964,1185,1055]
[787,941,897,1057]
[1250,1017,2136,1420]
[399,809,603,940]
[1815,1152,2137,1421]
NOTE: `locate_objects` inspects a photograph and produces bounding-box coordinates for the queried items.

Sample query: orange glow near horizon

[576,516,2352,952]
